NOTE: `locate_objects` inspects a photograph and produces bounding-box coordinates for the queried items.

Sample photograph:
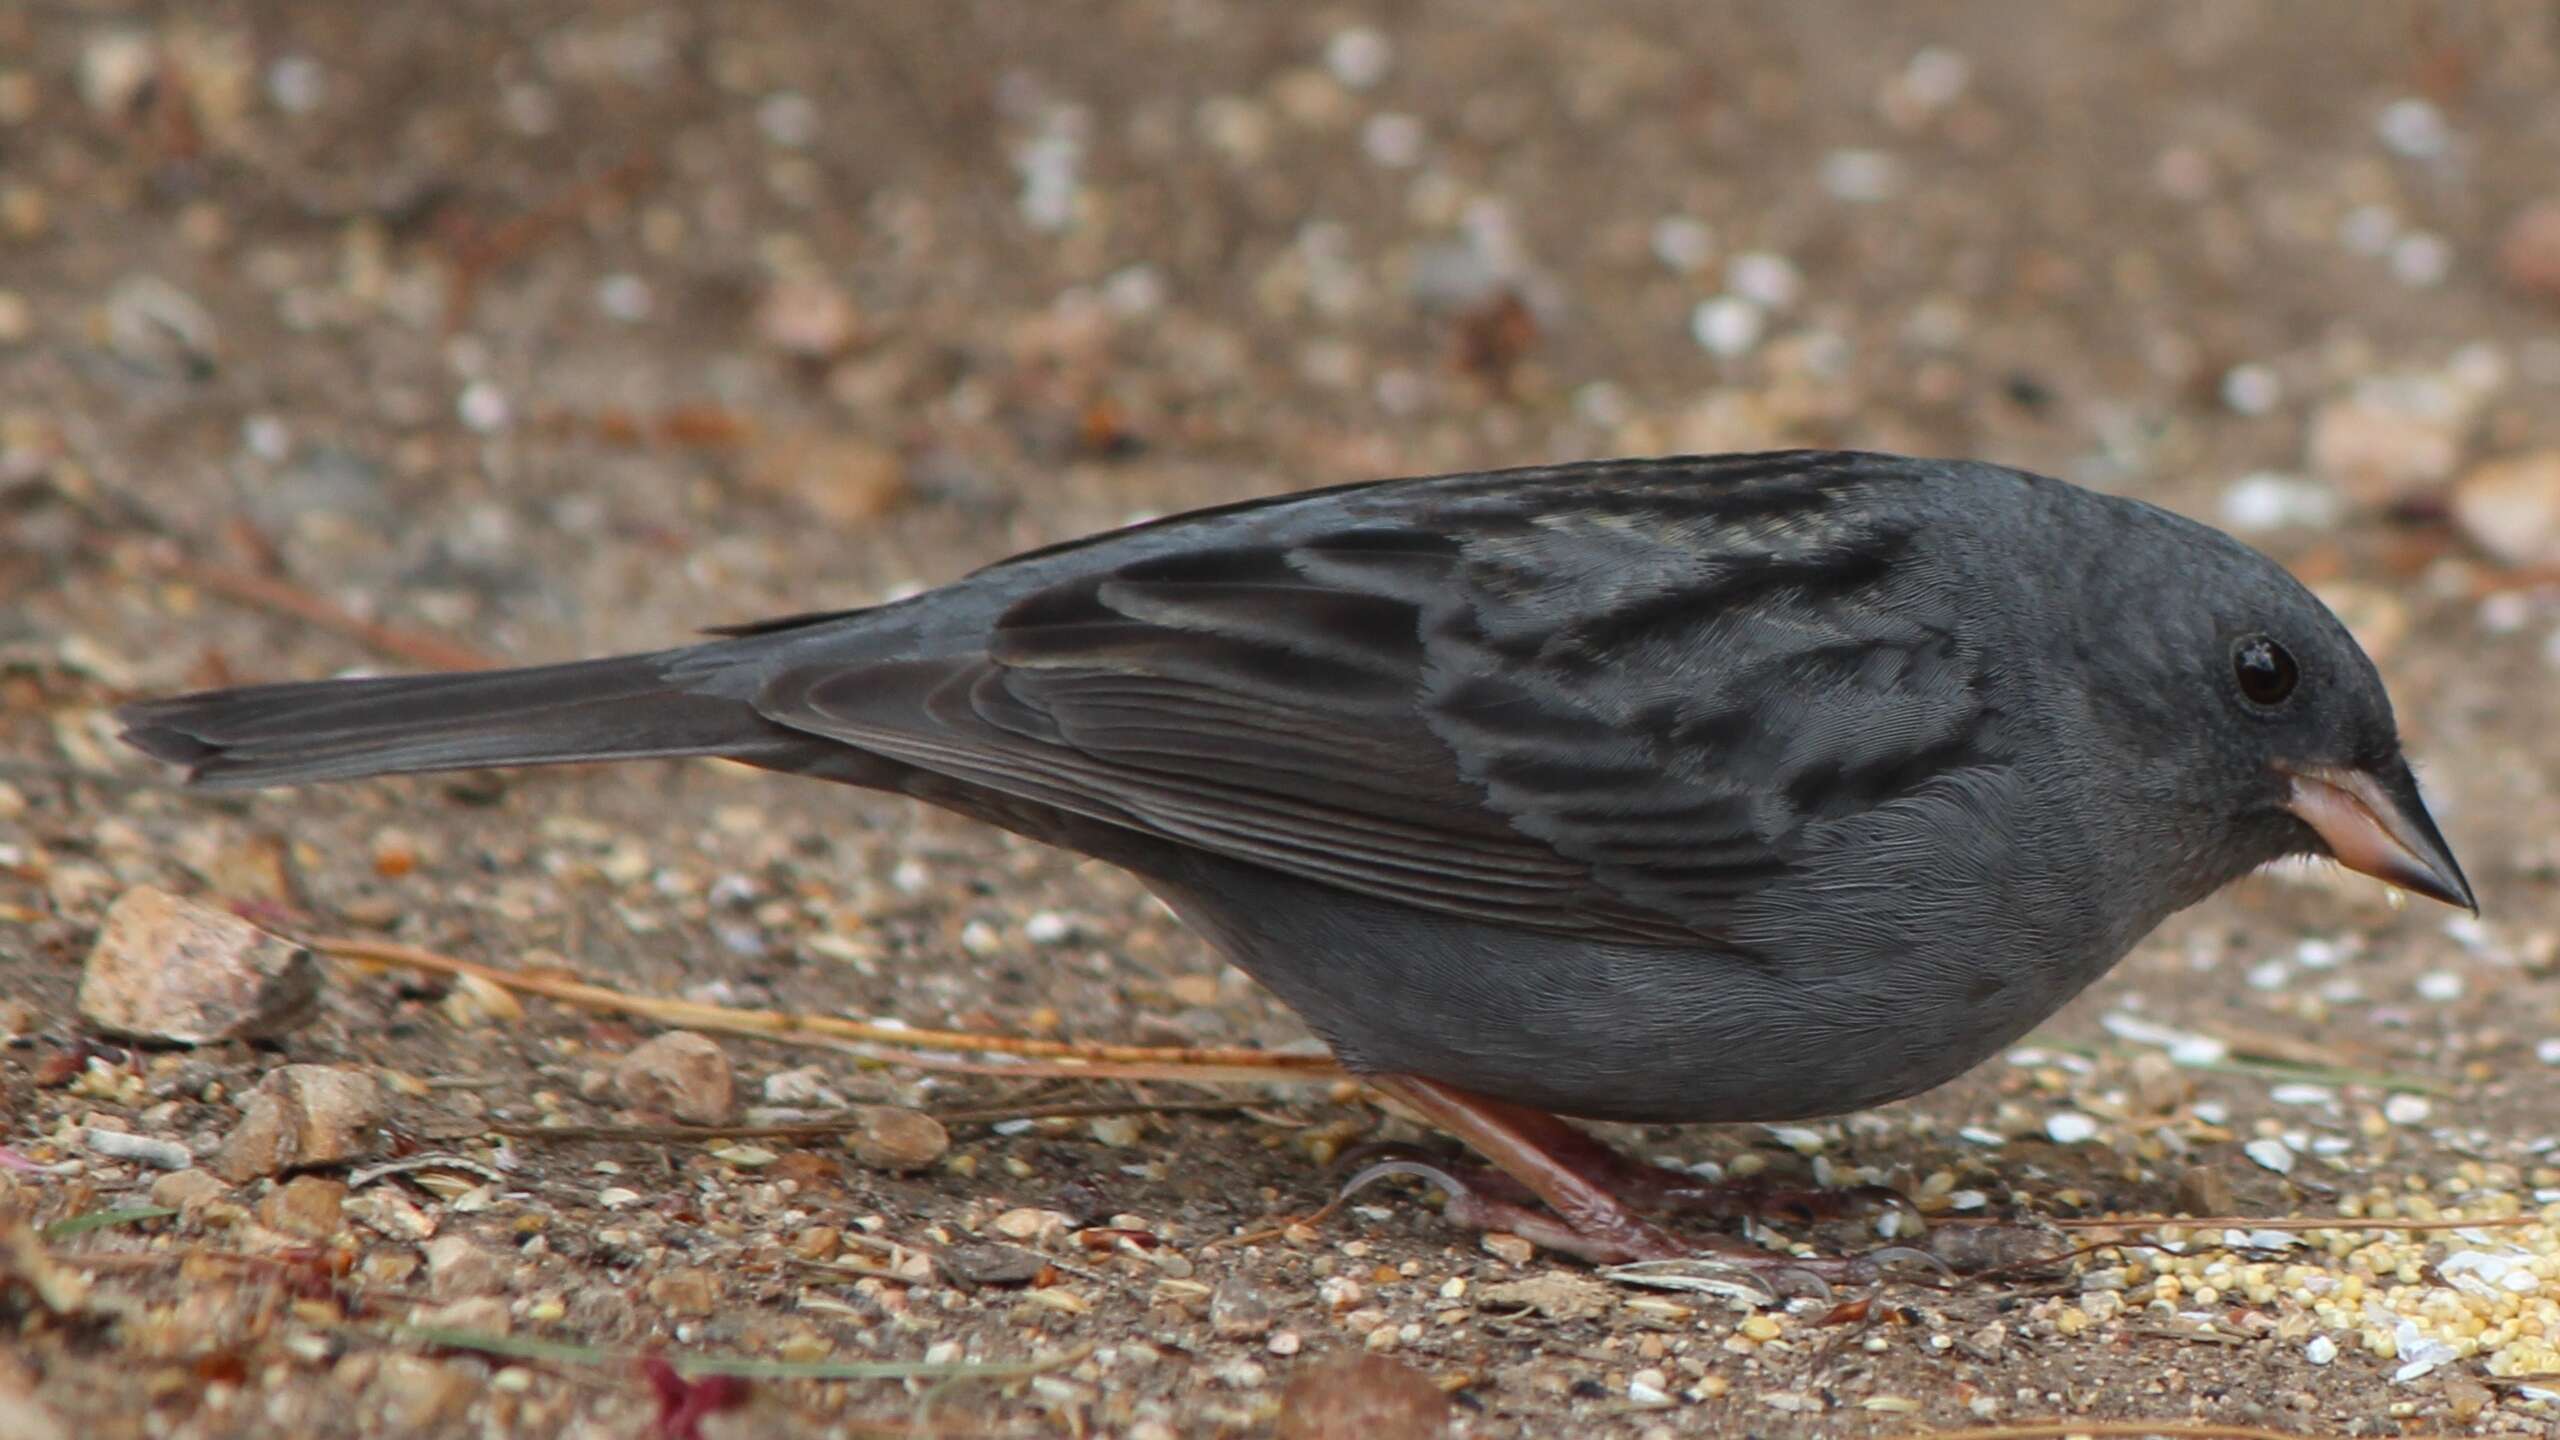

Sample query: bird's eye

[2232,635,2298,707]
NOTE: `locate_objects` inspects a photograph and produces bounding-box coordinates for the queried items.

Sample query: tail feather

[117,650,794,790]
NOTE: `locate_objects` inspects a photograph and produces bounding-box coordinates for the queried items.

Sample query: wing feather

[754,455,2004,948]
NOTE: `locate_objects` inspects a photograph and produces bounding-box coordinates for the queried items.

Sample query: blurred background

[8,3,2560,664]
[8,3,2560,1435]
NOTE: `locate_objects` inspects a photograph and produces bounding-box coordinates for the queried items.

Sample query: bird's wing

[755,455,1999,947]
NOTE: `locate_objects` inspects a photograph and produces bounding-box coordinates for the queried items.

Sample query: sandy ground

[7,2,2560,1436]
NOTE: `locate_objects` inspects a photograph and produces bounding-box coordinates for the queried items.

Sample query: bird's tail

[116,650,792,790]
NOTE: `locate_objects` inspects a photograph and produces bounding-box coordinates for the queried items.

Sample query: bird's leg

[1346,1075,1938,1287]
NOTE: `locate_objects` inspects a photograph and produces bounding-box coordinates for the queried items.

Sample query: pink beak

[2278,762,2474,913]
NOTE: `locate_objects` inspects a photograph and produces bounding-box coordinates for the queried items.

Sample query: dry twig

[312,935,1341,1085]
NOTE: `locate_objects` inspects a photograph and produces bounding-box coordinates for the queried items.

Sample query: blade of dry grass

[312,935,1341,1085]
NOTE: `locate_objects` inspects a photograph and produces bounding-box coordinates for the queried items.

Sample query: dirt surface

[7,3,2560,1437]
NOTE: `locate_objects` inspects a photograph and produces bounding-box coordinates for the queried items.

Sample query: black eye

[2232,635,2298,707]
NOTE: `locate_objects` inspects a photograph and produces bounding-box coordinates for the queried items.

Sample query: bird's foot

[1338,1154,1943,1298]
[1344,1091,1918,1229]
[1346,1075,1949,1296]
[1536,1143,1915,1228]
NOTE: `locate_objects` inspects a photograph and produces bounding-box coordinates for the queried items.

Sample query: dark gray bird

[118,451,2472,1275]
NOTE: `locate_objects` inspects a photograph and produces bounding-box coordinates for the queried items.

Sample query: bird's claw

[1337,1155,1470,1206]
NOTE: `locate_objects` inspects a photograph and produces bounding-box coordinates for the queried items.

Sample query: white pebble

[1024,911,1074,946]
[1361,113,1424,168]
[2536,1038,2560,1066]
[2415,970,2464,1002]
[2044,1112,2099,1145]
[2269,1084,2336,1107]
[2390,231,2452,288]
[758,91,818,148]
[2376,98,2451,159]
[83,1128,192,1169]
[1015,131,1084,232]
[1764,1124,1827,1154]
[1727,252,1801,309]
[1650,216,1716,273]
[2338,203,2400,256]
[267,55,326,115]
[241,413,291,462]
[2478,592,2532,634]
[1102,265,1167,317]
[2192,1100,2229,1125]
[1690,296,1764,358]
[1900,47,1971,109]
[2243,1138,2296,1175]
[595,273,653,322]
[1324,27,1393,90]
[2219,472,2339,533]
[2245,959,2291,992]
[1819,149,1901,203]
[2220,363,2283,415]
[2384,1093,2431,1126]
[457,381,511,433]
[2306,1334,2338,1365]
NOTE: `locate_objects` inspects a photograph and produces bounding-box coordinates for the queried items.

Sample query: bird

[118,449,2472,1280]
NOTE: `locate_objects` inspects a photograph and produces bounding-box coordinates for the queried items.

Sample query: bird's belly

[1144,860,2112,1126]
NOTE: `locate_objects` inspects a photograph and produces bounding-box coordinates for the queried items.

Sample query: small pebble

[1726,252,1801,309]
[2383,1094,2431,1126]
[1210,1277,1276,1339]
[212,1065,389,1183]
[1360,113,1424,168]
[2376,98,2451,159]
[758,91,818,148]
[2390,232,2453,288]
[1900,47,1971,108]
[2497,200,2560,303]
[2306,1334,2339,1365]
[2451,450,2560,569]
[611,1032,736,1125]
[267,55,325,114]
[82,1128,192,1170]
[2221,364,2284,416]
[456,382,510,433]
[595,273,652,322]
[1690,297,1764,359]
[1323,28,1392,90]
[1819,149,1901,203]
[2243,1138,2296,1175]
[2340,203,2401,256]
[1651,217,1715,273]
[79,887,321,1045]
[2044,1112,2099,1145]
[841,1105,949,1172]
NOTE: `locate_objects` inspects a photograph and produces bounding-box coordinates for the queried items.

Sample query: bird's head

[2087,512,2472,916]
